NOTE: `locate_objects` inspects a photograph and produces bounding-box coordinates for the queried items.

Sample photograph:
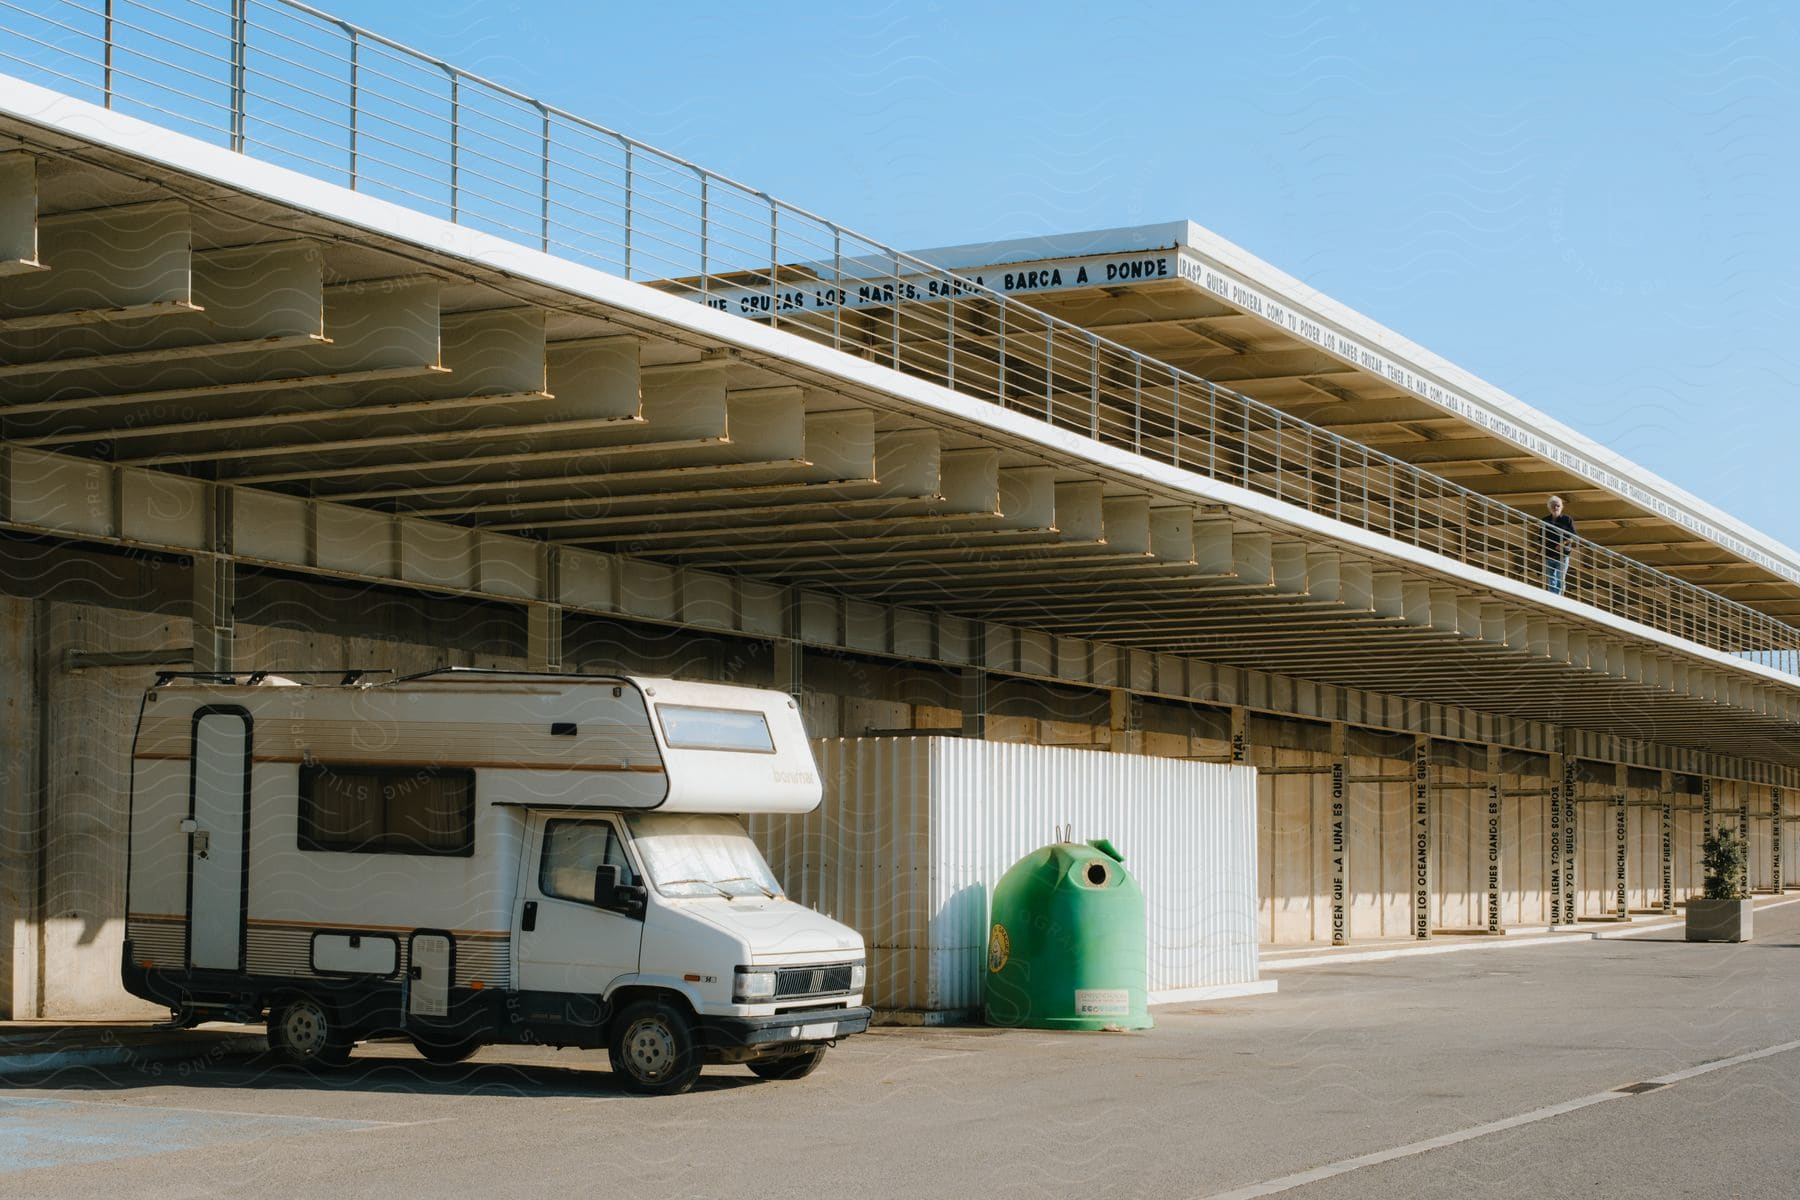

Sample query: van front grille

[774,964,853,999]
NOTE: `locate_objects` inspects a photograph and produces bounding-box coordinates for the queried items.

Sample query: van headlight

[733,967,777,1003]
[849,960,866,990]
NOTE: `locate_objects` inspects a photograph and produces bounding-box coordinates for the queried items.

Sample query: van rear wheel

[411,1033,482,1064]
[748,1044,827,1081]
[268,995,351,1068]
[608,999,701,1095]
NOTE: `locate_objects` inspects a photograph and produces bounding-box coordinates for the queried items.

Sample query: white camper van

[123,669,869,1094]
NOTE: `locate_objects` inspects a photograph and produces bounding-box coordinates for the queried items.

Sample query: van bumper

[700,1006,872,1051]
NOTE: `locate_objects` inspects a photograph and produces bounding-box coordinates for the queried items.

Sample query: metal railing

[4,0,1798,675]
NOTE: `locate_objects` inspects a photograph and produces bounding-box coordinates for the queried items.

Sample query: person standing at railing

[1542,495,1577,595]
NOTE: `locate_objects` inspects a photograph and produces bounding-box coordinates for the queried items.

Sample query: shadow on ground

[1,1049,762,1100]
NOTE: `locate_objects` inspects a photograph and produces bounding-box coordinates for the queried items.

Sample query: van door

[515,815,645,996]
[187,707,252,972]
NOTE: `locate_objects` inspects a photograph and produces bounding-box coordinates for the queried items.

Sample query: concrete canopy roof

[910,222,1800,622]
[4,78,1800,774]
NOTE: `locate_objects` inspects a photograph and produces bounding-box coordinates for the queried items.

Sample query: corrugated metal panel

[928,739,1259,1010]
[749,738,933,1010]
[754,737,1259,1013]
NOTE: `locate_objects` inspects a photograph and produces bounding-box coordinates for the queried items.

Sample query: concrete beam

[1101,496,1152,557]
[283,373,796,496]
[0,240,327,394]
[0,198,192,329]
[6,444,1799,787]
[545,333,638,420]
[1193,519,1235,576]
[1232,533,1273,588]
[0,150,41,274]
[1150,508,1196,563]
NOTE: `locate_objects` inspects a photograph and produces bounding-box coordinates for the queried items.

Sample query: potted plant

[1685,829,1753,942]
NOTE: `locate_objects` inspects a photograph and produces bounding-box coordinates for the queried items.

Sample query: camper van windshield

[656,705,775,753]
[624,813,783,900]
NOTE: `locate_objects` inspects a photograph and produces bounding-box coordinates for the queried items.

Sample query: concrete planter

[1685,899,1754,943]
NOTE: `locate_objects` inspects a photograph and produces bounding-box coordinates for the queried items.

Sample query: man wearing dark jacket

[1542,495,1576,595]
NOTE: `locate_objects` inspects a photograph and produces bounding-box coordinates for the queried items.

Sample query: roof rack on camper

[151,669,392,688]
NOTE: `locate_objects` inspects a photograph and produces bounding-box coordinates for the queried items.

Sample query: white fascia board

[909,221,1192,272]
[918,219,1800,587]
[3,74,1792,693]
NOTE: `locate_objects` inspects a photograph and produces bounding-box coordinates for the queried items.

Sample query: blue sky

[323,0,1800,549]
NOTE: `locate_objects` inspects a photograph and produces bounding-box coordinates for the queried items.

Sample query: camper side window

[540,820,633,904]
[298,765,475,857]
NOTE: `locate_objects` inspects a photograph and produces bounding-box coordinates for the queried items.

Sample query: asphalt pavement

[5,906,1800,1199]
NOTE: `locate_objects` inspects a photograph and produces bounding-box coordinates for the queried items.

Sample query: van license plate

[799,1022,837,1039]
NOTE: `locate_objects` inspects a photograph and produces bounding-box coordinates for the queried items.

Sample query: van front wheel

[268,995,351,1068]
[608,1000,701,1095]
[748,1044,827,1080]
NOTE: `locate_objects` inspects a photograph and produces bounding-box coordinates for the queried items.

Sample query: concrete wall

[0,587,537,1018]
[2,539,1786,1016]
[0,597,41,1020]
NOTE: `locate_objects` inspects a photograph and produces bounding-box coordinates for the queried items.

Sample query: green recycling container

[984,837,1152,1030]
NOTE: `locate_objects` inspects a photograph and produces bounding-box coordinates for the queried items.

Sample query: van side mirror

[594,864,646,918]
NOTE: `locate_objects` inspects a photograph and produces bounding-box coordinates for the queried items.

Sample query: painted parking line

[0,1095,388,1174]
[1200,1037,1800,1200]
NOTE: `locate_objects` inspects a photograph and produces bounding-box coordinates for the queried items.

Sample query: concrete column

[1739,786,1753,896]
[1773,787,1784,893]
[1562,754,1578,925]
[1413,734,1431,940]
[191,556,234,674]
[0,597,44,1018]
[771,639,803,698]
[960,667,986,740]
[1108,688,1141,755]
[527,545,563,672]
[1330,722,1349,946]
[1613,762,1629,919]
[1486,743,1502,934]
[1548,750,1565,927]
[192,485,234,673]
[526,604,564,672]
[1660,770,1675,913]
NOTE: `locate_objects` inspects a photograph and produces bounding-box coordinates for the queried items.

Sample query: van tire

[608,999,701,1095]
[267,995,351,1068]
[747,1044,827,1081]
[411,1033,483,1064]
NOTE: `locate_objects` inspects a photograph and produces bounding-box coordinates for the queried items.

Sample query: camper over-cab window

[298,765,474,857]
[656,704,775,753]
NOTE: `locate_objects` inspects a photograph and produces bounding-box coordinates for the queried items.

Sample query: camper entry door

[188,708,252,971]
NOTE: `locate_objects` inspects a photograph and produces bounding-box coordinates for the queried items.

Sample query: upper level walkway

[900,222,1800,628]
[2,0,1798,775]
